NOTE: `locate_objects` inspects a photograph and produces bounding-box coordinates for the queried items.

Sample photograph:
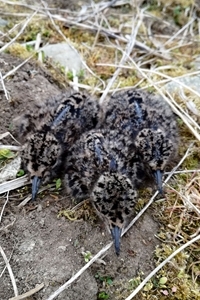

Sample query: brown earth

[0,53,159,299]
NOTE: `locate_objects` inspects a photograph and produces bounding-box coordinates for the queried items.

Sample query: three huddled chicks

[14,89,179,255]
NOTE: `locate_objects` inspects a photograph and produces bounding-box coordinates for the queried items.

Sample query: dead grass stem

[0,245,18,297]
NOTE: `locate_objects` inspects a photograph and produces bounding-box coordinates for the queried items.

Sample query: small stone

[57,245,67,252]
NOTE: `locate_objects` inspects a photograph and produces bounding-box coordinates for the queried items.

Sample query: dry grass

[0,0,200,299]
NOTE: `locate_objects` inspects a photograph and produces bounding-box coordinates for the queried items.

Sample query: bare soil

[0,53,160,300]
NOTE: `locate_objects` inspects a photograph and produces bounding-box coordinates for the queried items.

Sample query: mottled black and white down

[64,128,142,255]
[100,89,179,192]
[14,91,102,200]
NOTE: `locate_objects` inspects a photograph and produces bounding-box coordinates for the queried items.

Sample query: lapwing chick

[22,131,63,200]
[133,127,174,194]
[14,91,102,200]
[65,129,138,255]
[101,89,179,193]
[65,130,109,201]
[91,172,137,255]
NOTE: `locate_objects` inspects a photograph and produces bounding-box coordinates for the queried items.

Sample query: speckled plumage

[91,171,137,255]
[65,129,139,254]
[14,91,102,199]
[101,89,179,192]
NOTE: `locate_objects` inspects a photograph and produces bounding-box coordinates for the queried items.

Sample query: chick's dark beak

[153,169,163,194]
[111,226,122,256]
[32,176,41,200]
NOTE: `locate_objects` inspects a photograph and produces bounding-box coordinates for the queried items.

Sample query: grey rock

[42,43,84,73]
[164,74,200,94]
[0,18,8,27]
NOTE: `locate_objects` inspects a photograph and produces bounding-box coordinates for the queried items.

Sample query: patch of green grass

[0,149,15,160]
[17,169,25,177]
[98,291,110,299]
[96,274,113,286]
[0,149,15,167]
[83,251,92,263]
[55,178,62,190]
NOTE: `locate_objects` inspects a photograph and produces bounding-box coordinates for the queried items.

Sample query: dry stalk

[76,0,117,23]
[0,18,25,40]
[35,6,171,60]
[46,242,113,300]
[2,55,35,80]
[164,17,196,46]
[143,68,200,99]
[68,81,101,91]
[99,7,145,104]
[0,191,9,223]
[8,283,44,300]
[2,1,172,61]
[96,62,200,83]
[0,245,18,297]
[0,145,21,151]
[165,91,200,140]
[0,71,10,101]
[0,243,15,278]
[124,234,200,300]
[45,144,193,300]
[166,90,200,131]
[165,169,200,175]
[0,11,38,53]
[0,175,29,194]
[167,184,200,217]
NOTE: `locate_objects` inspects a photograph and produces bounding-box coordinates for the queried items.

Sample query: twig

[0,191,9,223]
[46,242,113,300]
[2,54,35,80]
[0,243,15,278]
[0,11,38,53]
[0,71,10,101]
[46,144,192,300]
[99,8,145,104]
[165,169,200,175]
[164,17,195,46]
[165,91,200,140]
[0,132,20,144]
[0,246,18,297]
[124,234,200,300]
[0,18,25,40]
[166,184,200,217]
[0,145,21,151]
[1,2,171,61]
[144,68,200,99]
[8,283,44,300]
[0,175,29,195]
[37,9,171,60]
[76,0,118,23]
